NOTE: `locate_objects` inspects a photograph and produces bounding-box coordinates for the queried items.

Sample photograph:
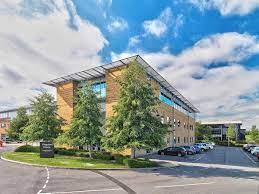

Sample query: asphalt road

[0,145,258,194]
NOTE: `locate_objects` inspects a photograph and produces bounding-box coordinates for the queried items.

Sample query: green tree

[60,84,103,158]
[8,107,29,140]
[22,92,63,142]
[102,61,168,158]
[246,125,259,144]
[226,124,236,140]
[195,122,212,141]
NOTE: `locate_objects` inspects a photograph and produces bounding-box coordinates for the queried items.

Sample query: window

[161,117,165,124]
[190,137,192,142]
[184,137,186,143]
[178,137,180,143]
[177,120,181,127]
[160,92,173,106]
[0,123,6,128]
[92,82,106,98]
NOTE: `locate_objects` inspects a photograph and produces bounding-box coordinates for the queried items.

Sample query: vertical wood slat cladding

[105,66,126,119]
[57,81,77,130]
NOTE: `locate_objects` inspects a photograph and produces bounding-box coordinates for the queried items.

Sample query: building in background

[0,106,31,141]
[201,121,245,141]
[44,55,199,156]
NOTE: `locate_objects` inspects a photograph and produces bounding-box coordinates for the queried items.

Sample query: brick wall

[0,119,10,139]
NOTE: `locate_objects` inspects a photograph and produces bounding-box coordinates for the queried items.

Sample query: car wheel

[177,153,182,157]
[201,148,205,152]
[161,152,164,155]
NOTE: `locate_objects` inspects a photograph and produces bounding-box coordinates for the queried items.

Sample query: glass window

[160,92,173,107]
[92,82,106,98]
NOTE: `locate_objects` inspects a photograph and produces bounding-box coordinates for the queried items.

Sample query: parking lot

[1,145,259,194]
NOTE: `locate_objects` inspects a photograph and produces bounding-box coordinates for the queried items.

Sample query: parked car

[243,144,255,151]
[248,145,257,153]
[193,145,202,154]
[158,147,187,157]
[251,147,259,155]
[206,143,214,150]
[194,143,209,152]
[182,146,196,155]
[0,140,3,147]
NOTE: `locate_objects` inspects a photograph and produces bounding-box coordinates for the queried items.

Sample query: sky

[0,0,259,129]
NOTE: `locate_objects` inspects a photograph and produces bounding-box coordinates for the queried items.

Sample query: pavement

[0,145,259,194]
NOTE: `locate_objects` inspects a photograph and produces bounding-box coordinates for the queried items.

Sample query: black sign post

[40,141,54,158]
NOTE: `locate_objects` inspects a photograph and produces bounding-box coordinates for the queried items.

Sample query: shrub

[15,145,39,153]
[55,149,77,156]
[92,152,114,160]
[123,158,158,168]
[113,154,127,164]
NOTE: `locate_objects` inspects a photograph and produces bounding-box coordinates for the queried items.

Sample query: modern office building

[44,55,199,156]
[0,106,31,141]
[201,120,245,141]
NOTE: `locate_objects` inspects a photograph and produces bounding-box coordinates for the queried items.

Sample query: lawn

[3,152,126,169]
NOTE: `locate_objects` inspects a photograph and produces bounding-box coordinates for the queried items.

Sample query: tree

[226,124,235,140]
[102,61,168,158]
[246,125,259,144]
[60,84,103,158]
[195,122,212,141]
[8,107,29,140]
[226,124,235,146]
[22,92,63,142]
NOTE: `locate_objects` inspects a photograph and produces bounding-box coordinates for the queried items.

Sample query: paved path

[0,145,258,194]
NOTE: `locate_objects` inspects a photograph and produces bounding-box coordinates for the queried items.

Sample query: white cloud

[143,7,172,37]
[189,0,259,16]
[128,35,141,48]
[112,32,259,129]
[173,14,184,38]
[107,17,128,32]
[0,0,108,109]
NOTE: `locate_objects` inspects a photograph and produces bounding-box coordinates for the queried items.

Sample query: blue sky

[0,0,259,129]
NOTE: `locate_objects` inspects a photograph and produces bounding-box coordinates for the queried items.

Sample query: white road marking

[240,148,257,165]
[36,167,49,194]
[192,154,205,162]
[37,190,42,194]
[40,188,123,194]
[155,182,215,188]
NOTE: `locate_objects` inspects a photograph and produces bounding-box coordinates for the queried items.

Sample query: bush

[55,149,77,156]
[92,152,114,160]
[123,158,158,168]
[216,140,245,147]
[15,145,40,153]
[113,154,128,164]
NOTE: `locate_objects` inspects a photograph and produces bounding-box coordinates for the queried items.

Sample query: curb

[0,155,168,171]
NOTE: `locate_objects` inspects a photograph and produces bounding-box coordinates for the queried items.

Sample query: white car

[251,147,259,155]
[206,143,214,150]
[194,143,209,152]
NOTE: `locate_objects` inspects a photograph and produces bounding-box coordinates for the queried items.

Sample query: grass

[3,152,126,169]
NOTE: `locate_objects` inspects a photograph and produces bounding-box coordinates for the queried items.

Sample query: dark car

[158,147,187,157]
[182,146,196,155]
[193,145,201,154]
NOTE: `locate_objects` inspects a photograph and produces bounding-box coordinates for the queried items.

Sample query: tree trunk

[89,145,92,158]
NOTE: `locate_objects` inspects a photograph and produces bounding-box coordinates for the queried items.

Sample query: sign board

[40,141,54,158]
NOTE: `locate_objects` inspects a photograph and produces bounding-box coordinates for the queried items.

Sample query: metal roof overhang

[43,55,199,113]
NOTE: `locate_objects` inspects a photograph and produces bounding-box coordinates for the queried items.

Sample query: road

[0,145,258,194]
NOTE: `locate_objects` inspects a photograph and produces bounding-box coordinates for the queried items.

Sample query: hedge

[123,158,158,168]
[15,145,40,153]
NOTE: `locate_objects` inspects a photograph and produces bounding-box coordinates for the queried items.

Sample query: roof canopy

[43,55,199,113]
